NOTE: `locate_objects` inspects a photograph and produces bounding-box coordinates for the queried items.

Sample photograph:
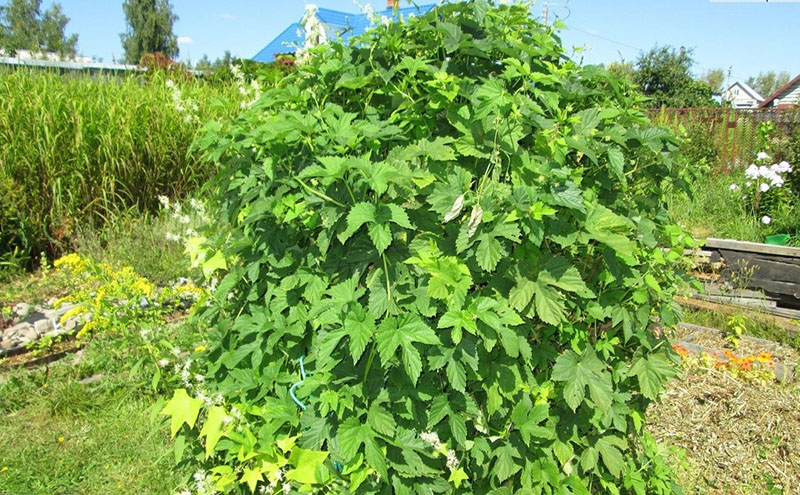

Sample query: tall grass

[0,69,242,268]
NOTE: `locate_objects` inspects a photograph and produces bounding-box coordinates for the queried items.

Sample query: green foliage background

[171,2,696,494]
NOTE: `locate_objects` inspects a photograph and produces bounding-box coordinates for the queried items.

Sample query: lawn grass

[0,322,200,494]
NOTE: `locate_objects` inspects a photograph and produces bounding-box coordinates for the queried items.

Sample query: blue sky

[50,0,799,82]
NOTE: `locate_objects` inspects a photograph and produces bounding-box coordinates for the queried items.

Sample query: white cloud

[177,36,195,45]
[216,13,236,20]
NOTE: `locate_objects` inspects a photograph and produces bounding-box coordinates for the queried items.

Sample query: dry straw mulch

[649,368,800,494]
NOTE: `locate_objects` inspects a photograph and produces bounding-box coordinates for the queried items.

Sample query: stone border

[0,302,84,358]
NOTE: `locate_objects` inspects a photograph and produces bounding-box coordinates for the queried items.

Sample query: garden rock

[12,302,31,317]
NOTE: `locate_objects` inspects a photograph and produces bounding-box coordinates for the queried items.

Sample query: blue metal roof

[252,4,435,63]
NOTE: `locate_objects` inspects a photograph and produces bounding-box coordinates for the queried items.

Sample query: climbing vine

[163,1,696,494]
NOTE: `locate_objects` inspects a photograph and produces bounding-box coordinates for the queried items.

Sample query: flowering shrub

[729,152,795,230]
[54,253,206,339]
[163,2,696,494]
[672,344,775,384]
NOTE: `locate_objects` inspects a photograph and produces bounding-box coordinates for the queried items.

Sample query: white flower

[446,449,459,471]
[282,482,291,494]
[760,182,770,192]
[729,184,739,191]
[761,215,772,225]
[179,214,192,224]
[158,195,170,208]
[745,164,759,179]
[420,431,443,450]
[757,151,771,161]
[165,232,180,242]
[157,358,170,368]
[172,347,182,356]
[745,181,752,187]
[195,374,205,383]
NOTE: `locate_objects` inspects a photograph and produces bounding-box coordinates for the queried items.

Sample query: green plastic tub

[764,234,791,246]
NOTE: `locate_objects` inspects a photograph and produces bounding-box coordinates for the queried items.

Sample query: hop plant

[164,2,696,494]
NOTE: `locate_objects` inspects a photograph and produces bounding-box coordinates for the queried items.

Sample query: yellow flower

[1,466,8,473]
[194,345,207,353]
[57,436,65,443]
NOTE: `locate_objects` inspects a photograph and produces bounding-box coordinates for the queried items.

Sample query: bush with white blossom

[729,152,794,228]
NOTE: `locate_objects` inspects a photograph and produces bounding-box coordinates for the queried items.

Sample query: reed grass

[0,69,242,268]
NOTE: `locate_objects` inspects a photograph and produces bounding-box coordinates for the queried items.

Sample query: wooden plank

[719,250,800,285]
[705,238,800,258]
[675,296,800,335]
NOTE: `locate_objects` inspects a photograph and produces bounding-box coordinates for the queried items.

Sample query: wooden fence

[648,107,800,167]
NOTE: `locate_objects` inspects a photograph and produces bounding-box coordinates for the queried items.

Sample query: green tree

[746,71,792,98]
[120,0,178,64]
[0,0,77,57]
[633,45,715,108]
[607,59,635,82]
[702,68,724,94]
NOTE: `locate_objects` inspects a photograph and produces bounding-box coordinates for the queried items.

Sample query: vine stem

[293,175,346,207]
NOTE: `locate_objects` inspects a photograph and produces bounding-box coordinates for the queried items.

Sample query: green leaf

[475,235,504,272]
[550,184,585,213]
[509,277,536,312]
[376,313,440,385]
[630,352,677,400]
[607,146,626,184]
[368,402,396,437]
[337,418,374,460]
[160,389,203,437]
[449,414,467,446]
[339,202,376,243]
[596,436,625,477]
[368,222,392,253]
[240,466,262,492]
[199,406,228,459]
[552,349,612,412]
[448,467,469,488]
[286,447,330,484]
[533,280,566,326]
[493,444,521,482]
[344,305,375,364]
[202,250,227,280]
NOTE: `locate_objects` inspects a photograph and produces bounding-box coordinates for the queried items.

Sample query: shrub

[165,2,695,494]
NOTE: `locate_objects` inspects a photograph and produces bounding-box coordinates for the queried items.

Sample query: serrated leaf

[550,184,585,213]
[338,419,374,460]
[202,250,227,280]
[509,277,536,312]
[344,305,374,364]
[339,202,376,243]
[552,349,612,412]
[368,403,396,437]
[607,146,626,184]
[630,352,677,400]
[376,314,440,385]
[449,414,467,447]
[446,359,467,392]
[596,437,625,477]
[160,389,203,437]
[492,444,521,482]
[475,235,504,271]
[533,280,566,325]
[368,222,392,253]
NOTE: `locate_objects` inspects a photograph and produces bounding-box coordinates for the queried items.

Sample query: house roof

[252,4,435,63]
[758,73,800,108]
[727,81,763,102]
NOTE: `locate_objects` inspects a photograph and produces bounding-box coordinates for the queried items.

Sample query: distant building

[758,74,800,109]
[724,81,763,109]
[252,1,435,63]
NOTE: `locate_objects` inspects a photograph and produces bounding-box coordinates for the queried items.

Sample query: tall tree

[606,60,635,82]
[701,68,724,94]
[633,44,715,108]
[120,0,179,64]
[746,71,792,98]
[0,0,77,57]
